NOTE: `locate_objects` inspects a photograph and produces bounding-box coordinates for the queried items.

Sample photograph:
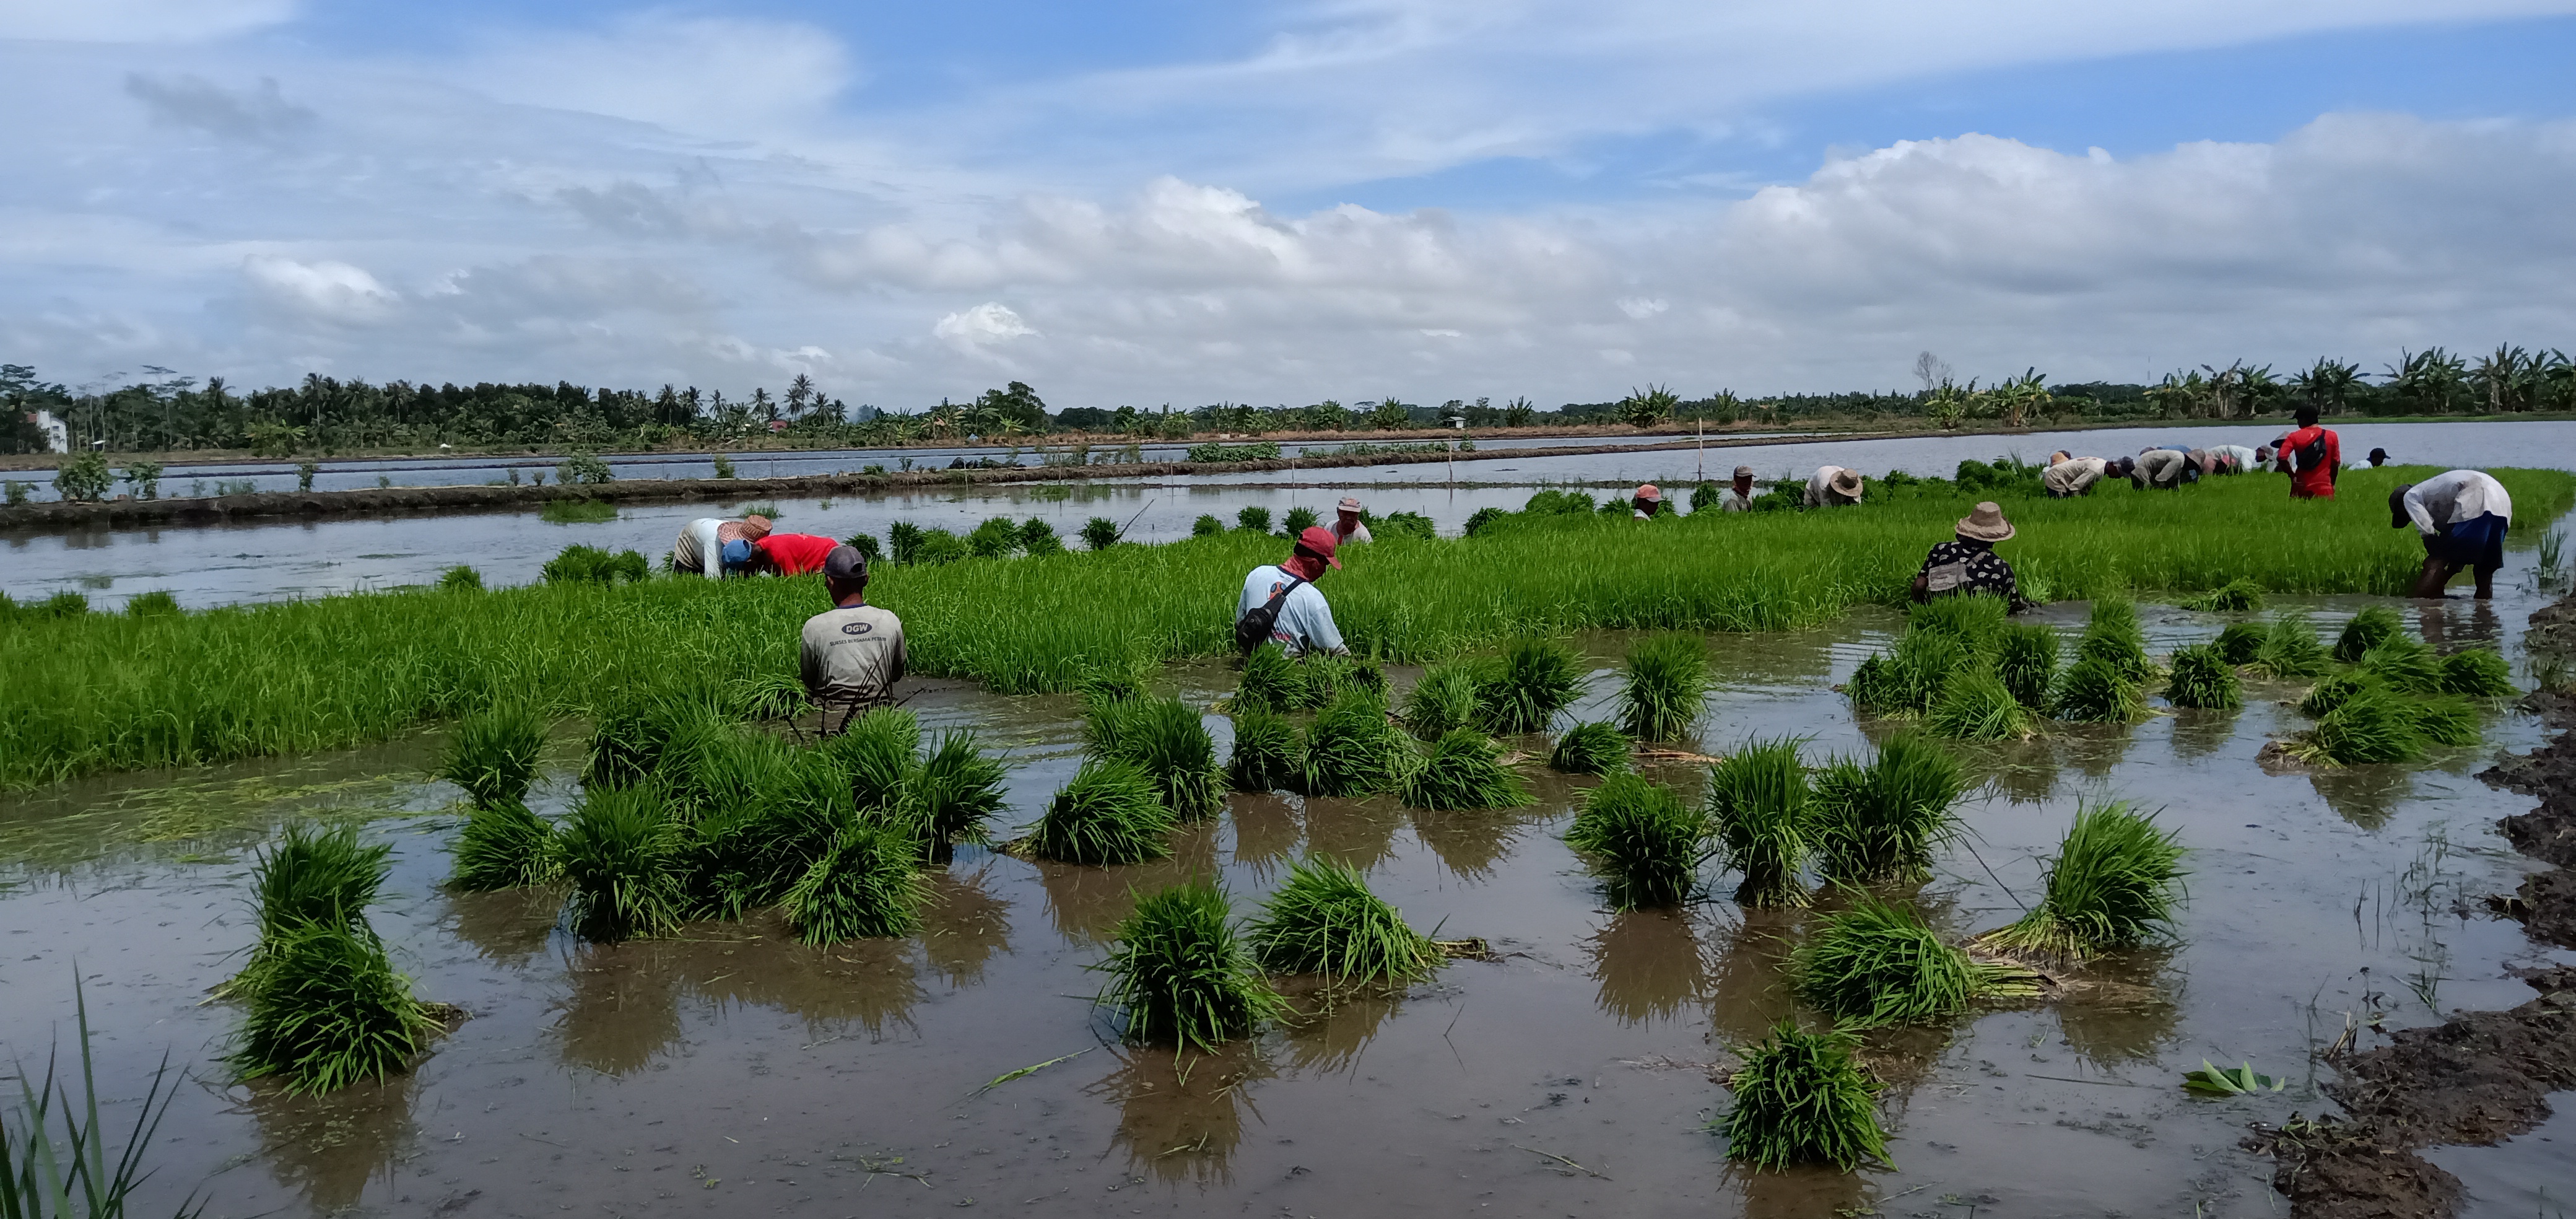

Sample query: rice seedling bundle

[1087,698,1223,820]
[1301,654,1386,704]
[1808,732,1964,884]
[1981,802,2185,958]
[781,823,929,944]
[1619,634,1710,741]
[2160,644,2242,710]
[1704,738,1811,906]
[1478,636,1585,734]
[2212,622,2266,666]
[1093,882,1287,1051]
[659,723,793,822]
[1226,710,1302,792]
[1300,689,1412,798]
[450,800,557,891]
[731,671,810,722]
[252,823,391,941]
[1243,857,1437,982]
[2304,687,2428,765]
[1232,642,1303,714]
[2252,615,2331,678]
[585,690,726,790]
[2333,606,2406,663]
[2438,648,2516,698]
[228,920,435,1096]
[1791,893,2040,1028]
[1027,758,1175,865]
[1567,772,1706,909]
[2296,671,2371,718]
[2408,696,2480,747]
[2075,599,2151,684]
[817,707,920,812]
[1925,667,2035,741]
[2179,578,2265,613]
[1401,664,1487,739]
[2355,639,2443,696]
[1718,1023,1887,1171]
[437,702,548,809]
[1548,720,1631,774]
[1993,624,2060,709]
[896,730,1013,848]
[1398,728,1531,811]
[1906,594,2009,648]
[2049,656,2144,723]
[1076,658,1151,709]
[557,785,688,942]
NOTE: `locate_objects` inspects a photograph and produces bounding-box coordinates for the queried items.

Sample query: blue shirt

[1237,565,1345,657]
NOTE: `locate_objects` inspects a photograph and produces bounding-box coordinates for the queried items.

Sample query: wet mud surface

[2,593,2572,1219]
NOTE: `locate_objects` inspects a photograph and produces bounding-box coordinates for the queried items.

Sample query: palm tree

[2287,358,2360,416]
[2388,349,2468,414]
[2470,345,2531,414]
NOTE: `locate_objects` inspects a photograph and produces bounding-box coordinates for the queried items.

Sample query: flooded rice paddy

[4,583,2569,1218]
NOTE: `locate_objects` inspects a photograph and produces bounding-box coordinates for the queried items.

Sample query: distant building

[29,411,67,453]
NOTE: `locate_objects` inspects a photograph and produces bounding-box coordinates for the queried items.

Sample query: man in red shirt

[2274,406,2341,499]
[752,531,840,575]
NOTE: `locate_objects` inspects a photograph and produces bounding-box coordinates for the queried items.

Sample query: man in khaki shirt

[799,544,907,732]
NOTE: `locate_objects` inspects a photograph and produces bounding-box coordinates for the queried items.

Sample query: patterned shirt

[1916,540,2022,606]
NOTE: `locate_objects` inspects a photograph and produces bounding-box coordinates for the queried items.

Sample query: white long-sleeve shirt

[2401,470,2512,535]
[673,518,729,577]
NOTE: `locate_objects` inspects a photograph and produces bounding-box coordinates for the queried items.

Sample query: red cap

[1294,525,1343,569]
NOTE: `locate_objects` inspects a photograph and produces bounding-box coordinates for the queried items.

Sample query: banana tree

[2144,370,2204,418]
[1618,384,1680,426]
[1924,380,1972,430]
[2471,344,2531,413]
[1992,369,2050,427]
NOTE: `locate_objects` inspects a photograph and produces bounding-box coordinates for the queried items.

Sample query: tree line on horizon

[4,342,2572,457]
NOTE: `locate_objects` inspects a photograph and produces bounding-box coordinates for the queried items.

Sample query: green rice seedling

[252,823,390,942]
[1079,517,1120,551]
[229,919,435,1096]
[2333,606,2406,663]
[1718,1022,1887,1171]
[1233,642,1303,713]
[1704,739,1811,906]
[557,785,687,942]
[4,984,204,1218]
[1027,758,1175,865]
[781,822,928,944]
[449,800,557,891]
[1618,634,1709,741]
[2050,655,2144,723]
[1299,689,1410,798]
[2297,671,2375,718]
[1092,881,1286,1051]
[2179,578,2263,613]
[2212,622,2266,666]
[1808,732,1964,884]
[584,689,725,790]
[1191,513,1224,538]
[1790,892,2042,1028]
[817,707,920,811]
[1227,710,1302,792]
[2161,644,2243,710]
[2356,639,2443,695]
[2252,614,2331,678]
[1981,802,2186,958]
[2437,648,2515,698]
[1906,594,2008,648]
[1925,667,2035,741]
[1244,857,1437,982]
[2293,686,2427,765]
[1993,624,2060,709]
[124,590,182,618]
[437,701,548,808]
[1850,629,1970,715]
[1549,720,1630,774]
[1087,697,1224,820]
[1019,517,1063,554]
[1076,656,1151,710]
[1398,728,1531,811]
[439,564,483,592]
[1235,505,1273,533]
[1401,663,1486,739]
[1479,635,1585,734]
[1282,505,1321,534]
[1565,772,1706,909]
[2075,598,2151,684]
[2407,697,2480,748]
[902,730,1014,842]
[540,544,648,585]
[732,671,810,721]
[1301,653,1386,704]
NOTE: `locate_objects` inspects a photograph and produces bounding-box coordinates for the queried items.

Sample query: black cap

[2388,484,2414,529]
[823,544,869,580]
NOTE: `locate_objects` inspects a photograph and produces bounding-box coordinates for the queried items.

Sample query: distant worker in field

[2131,447,2191,489]
[1235,526,1349,658]
[2043,452,2109,498]
[2393,471,2513,600]
[1331,496,1373,546]
[2368,447,2391,468]
[1911,501,2027,610]
[1630,484,1664,519]
[752,531,838,575]
[674,514,771,577]
[2276,406,2341,499]
[1806,466,1865,507]
[1721,465,1758,512]
[2208,443,2260,474]
[800,545,907,733]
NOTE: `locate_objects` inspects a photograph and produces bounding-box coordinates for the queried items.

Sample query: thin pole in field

[1696,416,1704,482]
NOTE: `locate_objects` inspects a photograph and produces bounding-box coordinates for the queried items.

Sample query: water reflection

[1035,826,1223,943]
[921,864,1013,987]
[1732,1160,1871,1219]
[443,885,562,964]
[2168,709,2239,761]
[2416,601,2504,652]
[1964,740,2058,806]
[1302,798,1403,872]
[236,1072,419,1212]
[1089,1042,1274,1184]
[1408,806,1529,880]
[1276,985,1403,1077]
[1704,909,1803,1044]
[697,930,925,1039]
[1227,795,1303,875]
[553,941,687,1077]
[1587,909,1708,1028]
[2062,725,2135,779]
[2308,767,2415,831]
[2053,949,2182,1066]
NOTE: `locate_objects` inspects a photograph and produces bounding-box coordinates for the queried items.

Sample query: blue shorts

[2428,513,2507,572]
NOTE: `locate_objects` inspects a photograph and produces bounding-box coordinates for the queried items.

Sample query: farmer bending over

[1236,526,1348,658]
[2043,452,2109,498]
[674,514,770,577]
[752,531,838,575]
[2393,471,2513,600]
[1911,502,2028,611]
[800,544,908,733]
[2131,447,2193,489]
[1805,466,1864,507]
[2207,444,2260,474]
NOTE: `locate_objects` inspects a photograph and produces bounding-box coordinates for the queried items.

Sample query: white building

[29,410,67,453]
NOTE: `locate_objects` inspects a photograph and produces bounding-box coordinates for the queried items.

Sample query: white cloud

[0,0,294,43]
[457,14,855,140]
[242,255,397,323]
[933,303,1038,350]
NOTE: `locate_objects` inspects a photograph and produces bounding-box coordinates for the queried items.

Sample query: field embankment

[2,466,2565,791]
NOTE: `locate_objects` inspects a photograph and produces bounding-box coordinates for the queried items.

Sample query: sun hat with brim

[1733,465,1756,479]
[1294,525,1344,569]
[1955,501,2014,543]
[2388,484,2416,529]
[742,515,773,537]
[1337,496,1363,513]
[1829,468,1864,498]
[1635,483,1661,502]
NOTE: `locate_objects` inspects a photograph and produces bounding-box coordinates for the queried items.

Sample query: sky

[4,0,2576,411]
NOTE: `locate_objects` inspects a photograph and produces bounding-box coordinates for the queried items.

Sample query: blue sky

[4,1,2575,408]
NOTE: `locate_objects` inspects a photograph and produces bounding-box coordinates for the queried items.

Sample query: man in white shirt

[799,544,907,732]
[2393,471,2513,600]
[1804,466,1863,507]
[1235,526,1349,657]
[1331,496,1373,546]
[673,514,770,578]
[2043,452,2109,498]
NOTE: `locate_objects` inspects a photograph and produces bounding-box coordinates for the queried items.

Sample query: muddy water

[2,587,2570,1219]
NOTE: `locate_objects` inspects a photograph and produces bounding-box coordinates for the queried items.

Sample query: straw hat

[1732,465,1756,479]
[741,514,773,538]
[1829,468,1864,499]
[1336,496,1363,513]
[1956,501,2014,543]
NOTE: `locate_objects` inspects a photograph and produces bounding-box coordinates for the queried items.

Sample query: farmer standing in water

[1235,527,1349,658]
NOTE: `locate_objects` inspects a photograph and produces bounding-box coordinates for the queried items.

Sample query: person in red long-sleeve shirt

[752,531,840,575]
[2274,405,2341,499]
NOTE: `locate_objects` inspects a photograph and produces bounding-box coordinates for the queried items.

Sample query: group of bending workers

[672,514,843,579]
